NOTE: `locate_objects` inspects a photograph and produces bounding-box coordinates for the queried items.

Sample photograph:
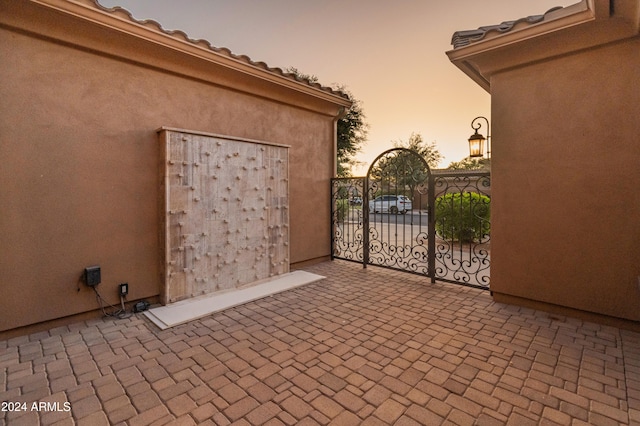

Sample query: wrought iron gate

[331,148,490,290]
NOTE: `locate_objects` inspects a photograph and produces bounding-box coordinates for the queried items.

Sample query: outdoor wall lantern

[468,116,490,158]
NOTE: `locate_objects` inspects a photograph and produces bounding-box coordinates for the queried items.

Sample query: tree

[335,88,367,177]
[447,156,490,170]
[286,68,368,177]
[392,133,443,169]
[368,133,442,199]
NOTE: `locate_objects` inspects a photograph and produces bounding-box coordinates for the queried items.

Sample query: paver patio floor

[2,260,639,425]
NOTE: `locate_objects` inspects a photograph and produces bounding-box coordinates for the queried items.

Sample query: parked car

[368,195,412,214]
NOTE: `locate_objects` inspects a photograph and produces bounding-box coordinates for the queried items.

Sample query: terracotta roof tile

[89,0,349,100]
[451,6,564,48]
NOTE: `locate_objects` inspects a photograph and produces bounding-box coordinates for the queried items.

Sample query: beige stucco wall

[0,4,343,333]
[490,38,640,321]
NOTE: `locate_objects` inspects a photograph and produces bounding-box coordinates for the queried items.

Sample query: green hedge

[335,199,349,222]
[435,192,490,242]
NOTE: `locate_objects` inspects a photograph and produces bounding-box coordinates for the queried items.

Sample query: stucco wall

[0,24,336,332]
[490,38,640,321]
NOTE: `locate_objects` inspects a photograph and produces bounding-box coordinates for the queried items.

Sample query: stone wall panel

[160,129,289,303]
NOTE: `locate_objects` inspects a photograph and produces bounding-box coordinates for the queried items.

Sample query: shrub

[435,192,490,242]
[335,199,349,222]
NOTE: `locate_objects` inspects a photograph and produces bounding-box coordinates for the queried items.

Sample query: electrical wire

[92,286,132,319]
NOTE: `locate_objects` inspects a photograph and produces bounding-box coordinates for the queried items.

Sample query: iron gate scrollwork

[332,148,491,290]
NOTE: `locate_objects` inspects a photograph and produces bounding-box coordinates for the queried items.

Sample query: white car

[368,195,412,214]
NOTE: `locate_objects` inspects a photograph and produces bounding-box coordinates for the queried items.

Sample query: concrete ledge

[144,271,325,330]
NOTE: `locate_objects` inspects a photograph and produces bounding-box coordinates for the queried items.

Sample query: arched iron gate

[364,149,433,275]
[331,148,490,290]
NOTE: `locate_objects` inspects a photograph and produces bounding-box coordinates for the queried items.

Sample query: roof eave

[17,0,352,112]
[446,0,640,93]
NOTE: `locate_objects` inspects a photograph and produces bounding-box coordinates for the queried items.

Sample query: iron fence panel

[331,178,365,263]
[331,151,490,290]
[432,171,491,289]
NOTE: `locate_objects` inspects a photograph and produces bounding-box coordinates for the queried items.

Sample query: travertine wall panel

[160,129,289,304]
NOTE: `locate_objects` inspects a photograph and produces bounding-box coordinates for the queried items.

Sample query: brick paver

[1,260,639,425]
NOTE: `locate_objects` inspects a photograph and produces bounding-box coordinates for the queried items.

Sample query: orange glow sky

[98,0,576,172]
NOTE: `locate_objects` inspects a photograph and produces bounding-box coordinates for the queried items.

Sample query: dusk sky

[98,0,576,172]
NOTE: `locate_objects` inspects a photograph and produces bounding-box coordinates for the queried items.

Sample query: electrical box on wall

[84,266,101,287]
